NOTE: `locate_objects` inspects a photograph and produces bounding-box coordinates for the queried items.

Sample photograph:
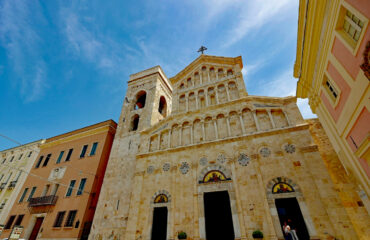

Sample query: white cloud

[297,98,317,119]
[0,0,47,102]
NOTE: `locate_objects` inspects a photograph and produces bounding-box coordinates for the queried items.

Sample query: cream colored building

[0,139,44,224]
[89,55,369,240]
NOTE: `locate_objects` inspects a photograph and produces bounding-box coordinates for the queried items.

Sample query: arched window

[154,194,169,204]
[272,182,294,194]
[158,96,167,117]
[131,114,140,131]
[134,91,146,110]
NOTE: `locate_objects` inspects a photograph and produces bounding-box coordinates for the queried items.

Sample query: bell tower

[88,66,172,239]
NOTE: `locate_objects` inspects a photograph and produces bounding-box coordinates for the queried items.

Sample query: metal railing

[8,181,17,189]
[28,195,58,207]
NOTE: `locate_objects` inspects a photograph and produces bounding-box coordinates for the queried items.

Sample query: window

[343,10,364,42]
[0,174,4,182]
[19,188,28,203]
[77,178,87,196]
[18,154,23,160]
[10,156,14,162]
[65,210,77,227]
[35,156,44,168]
[5,172,12,183]
[134,91,147,110]
[323,75,340,106]
[336,5,367,51]
[56,151,64,164]
[5,215,15,229]
[41,184,50,197]
[65,149,73,161]
[131,114,140,131]
[42,154,51,167]
[28,187,36,202]
[66,180,76,197]
[158,96,167,117]
[90,143,98,156]
[28,151,32,157]
[2,159,5,164]
[54,211,66,227]
[80,145,88,158]
[14,215,24,226]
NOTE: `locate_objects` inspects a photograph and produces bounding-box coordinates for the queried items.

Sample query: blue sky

[0,0,315,151]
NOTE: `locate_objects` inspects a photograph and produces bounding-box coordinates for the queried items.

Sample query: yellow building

[294,0,370,212]
[0,140,44,225]
[89,55,369,240]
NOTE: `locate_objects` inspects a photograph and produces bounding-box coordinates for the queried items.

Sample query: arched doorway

[148,190,172,240]
[198,165,241,240]
[266,177,315,240]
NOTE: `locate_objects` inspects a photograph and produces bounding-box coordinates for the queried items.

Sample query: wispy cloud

[61,10,125,75]
[0,0,47,102]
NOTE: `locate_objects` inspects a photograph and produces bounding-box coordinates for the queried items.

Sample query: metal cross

[198,46,207,54]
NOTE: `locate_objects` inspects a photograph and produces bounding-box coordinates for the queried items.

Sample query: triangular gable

[169,55,243,85]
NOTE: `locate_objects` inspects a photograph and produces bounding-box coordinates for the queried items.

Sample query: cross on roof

[197,46,207,54]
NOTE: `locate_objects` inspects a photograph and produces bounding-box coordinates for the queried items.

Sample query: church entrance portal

[151,207,168,240]
[204,191,235,240]
[275,197,310,240]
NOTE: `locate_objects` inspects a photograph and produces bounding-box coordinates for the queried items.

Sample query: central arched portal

[204,191,235,240]
[198,165,241,240]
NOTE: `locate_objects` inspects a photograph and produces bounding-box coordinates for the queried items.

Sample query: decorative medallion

[238,153,250,166]
[260,147,271,157]
[272,182,294,194]
[202,170,227,183]
[162,163,170,172]
[179,162,190,174]
[199,157,208,166]
[154,194,168,203]
[147,165,154,174]
[284,144,296,154]
[217,154,226,164]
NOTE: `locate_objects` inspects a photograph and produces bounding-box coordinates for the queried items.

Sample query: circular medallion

[147,165,154,174]
[260,147,271,157]
[284,144,296,154]
[179,162,190,174]
[163,163,170,171]
[238,153,250,166]
[217,154,226,164]
[199,157,208,166]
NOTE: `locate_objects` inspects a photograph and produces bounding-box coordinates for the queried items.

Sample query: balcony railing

[28,195,58,207]
[0,183,6,190]
[8,181,17,189]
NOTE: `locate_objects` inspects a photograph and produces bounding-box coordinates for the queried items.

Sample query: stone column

[207,68,211,83]
[157,134,161,150]
[226,117,231,137]
[253,110,260,131]
[168,129,171,148]
[283,110,291,126]
[213,119,218,139]
[201,121,206,141]
[190,124,194,144]
[267,109,276,128]
[226,84,230,101]
[215,88,219,104]
[179,126,182,146]
[205,90,209,106]
[200,68,203,85]
[195,93,199,110]
[186,93,189,112]
[239,114,246,134]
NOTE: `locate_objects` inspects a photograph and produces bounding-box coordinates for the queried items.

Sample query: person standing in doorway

[283,221,293,240]
[288,219,299,240]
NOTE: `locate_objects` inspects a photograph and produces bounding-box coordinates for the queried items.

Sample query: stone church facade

[89,55,368,240]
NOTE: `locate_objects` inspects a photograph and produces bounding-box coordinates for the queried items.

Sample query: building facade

[294,0,370,210]
[0,140,44,225]
[89,55,369,240]
[0,120,116,240]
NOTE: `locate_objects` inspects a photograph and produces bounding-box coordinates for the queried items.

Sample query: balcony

[0,183,6,190]
[7,181,17,189]
[28,195,58,207]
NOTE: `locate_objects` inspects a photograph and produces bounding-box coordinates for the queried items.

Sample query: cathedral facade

[89,55,368,240]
